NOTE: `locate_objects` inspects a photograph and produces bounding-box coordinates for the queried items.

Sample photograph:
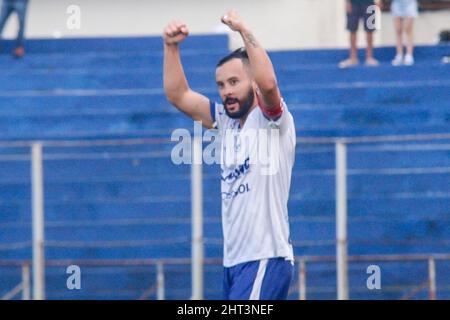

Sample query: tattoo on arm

[243,32,258,48]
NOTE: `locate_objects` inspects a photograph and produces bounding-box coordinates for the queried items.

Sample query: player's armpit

[170,90,215,128]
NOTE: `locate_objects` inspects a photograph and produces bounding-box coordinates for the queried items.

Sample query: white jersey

[211,100,296,267]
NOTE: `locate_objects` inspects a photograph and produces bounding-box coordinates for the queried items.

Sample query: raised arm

[221,11,282,117]
[163,21,214,128]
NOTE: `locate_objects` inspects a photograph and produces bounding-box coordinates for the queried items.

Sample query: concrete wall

[1,0,449,50]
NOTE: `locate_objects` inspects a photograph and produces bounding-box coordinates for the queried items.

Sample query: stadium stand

[0,35,449,299]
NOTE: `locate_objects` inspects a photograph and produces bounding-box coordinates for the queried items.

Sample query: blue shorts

[223,257,294,300]
[347,4,377,32]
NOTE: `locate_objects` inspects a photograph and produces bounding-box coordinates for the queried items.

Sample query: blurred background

[0,0,449,300]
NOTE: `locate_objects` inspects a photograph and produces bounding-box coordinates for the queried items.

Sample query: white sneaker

[392,54,403,66]
[404,54,415,66]
[339,58,359,69]
[365,57,379,67]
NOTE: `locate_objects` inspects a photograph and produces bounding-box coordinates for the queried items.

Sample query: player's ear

[252,81,258,92]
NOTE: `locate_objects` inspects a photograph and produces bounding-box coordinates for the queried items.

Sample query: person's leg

[366,31,374,59]
[395,17,404,57]
[226,260,260,300]
[362,3,378,66]
[225,258,293,300]
[365,31,378,65]
[404,16,415,64]
[339,32,359,68]
[223,267,232,300]
[339,5,360,68]
[350,32,358,61]
[0,1,14,38]
[0,1,14,53]
[259,258,293,300]
[13,0,29,57]
[392,17,404,65]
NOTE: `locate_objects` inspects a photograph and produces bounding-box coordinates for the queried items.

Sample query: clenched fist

[221,10,247,33]
[163,21,189,45]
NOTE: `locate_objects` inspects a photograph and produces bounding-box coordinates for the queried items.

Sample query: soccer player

[163,10,295,300]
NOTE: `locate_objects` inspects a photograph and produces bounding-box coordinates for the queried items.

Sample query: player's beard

[223,88,255,120]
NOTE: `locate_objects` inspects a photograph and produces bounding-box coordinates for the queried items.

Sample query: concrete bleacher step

[0,55,447,80]
[295,148,450,169]
[0,82,447,110]
[0,171,448,204]
[0,101,447,120]
[2,223,448,253]
[1,191,448,224]
[0,42,445,70]
[0,66,447,91]
[0,35,229,54]
[1,84,447,111]
[269,44,450,64]
[1,146,448,199]
[0,117,448,139]
[0,97,448,140]
[0,122,447,140]
[2,195,448,231]
[42,267,216,300]
[1,99,448,120]
[0,51,226,72]
[289,197,450,218]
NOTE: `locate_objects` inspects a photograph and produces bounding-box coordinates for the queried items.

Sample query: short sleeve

[210,100,227,133]
[261,99,293,132]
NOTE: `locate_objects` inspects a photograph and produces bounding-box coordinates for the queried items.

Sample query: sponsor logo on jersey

[221,157,250,184]
[221,183,250,200]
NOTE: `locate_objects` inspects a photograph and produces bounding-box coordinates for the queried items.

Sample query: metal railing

[0,132,449,300]
[1,254,449,300]
[296,253,450,300]
[0,262,31,300]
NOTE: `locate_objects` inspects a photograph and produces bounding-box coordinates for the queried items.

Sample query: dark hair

[216,47,249,68]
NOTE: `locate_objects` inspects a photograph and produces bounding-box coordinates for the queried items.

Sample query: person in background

[391,0,419,66]
[0,0,29,58]
[339,0,381,68]
[163,10,296,300]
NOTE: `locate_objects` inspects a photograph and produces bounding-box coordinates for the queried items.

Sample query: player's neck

[239,104,257,128]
